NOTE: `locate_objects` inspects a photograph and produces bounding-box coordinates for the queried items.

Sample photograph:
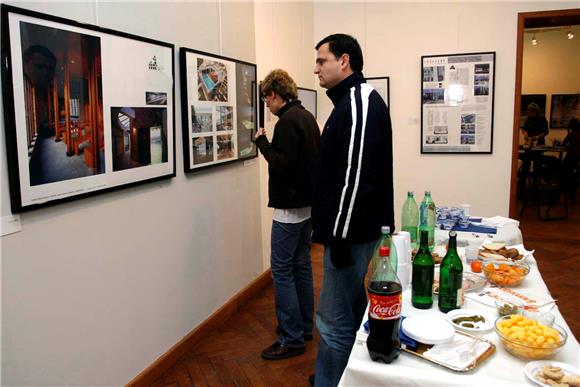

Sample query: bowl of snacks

[483,260,530,287]
[495,298,524,317]
[495,315,567,359]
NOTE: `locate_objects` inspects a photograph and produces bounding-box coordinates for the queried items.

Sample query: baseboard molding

[126,269,272,387]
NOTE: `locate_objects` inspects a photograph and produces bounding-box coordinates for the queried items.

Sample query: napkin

[465,286,555,312]
[423,334,490,369]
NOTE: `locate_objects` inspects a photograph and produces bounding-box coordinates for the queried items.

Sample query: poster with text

[1,5,175,211]
[421,52,495,154]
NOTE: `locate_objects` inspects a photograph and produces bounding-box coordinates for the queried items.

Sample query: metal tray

[401,330,495,372]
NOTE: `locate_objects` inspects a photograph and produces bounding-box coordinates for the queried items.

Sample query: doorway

[510,8,580,220]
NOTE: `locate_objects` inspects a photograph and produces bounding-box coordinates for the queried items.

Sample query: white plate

[524,360,580,387]
[402,315,455,345]
[446,309,494,334]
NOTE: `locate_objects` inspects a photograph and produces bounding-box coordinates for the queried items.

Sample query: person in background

[309,33,394,387]
[523,102,549,145]
[255,69,320,360]
[563,118,580,200]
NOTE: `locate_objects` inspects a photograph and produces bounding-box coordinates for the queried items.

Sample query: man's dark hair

[315,34,363,72]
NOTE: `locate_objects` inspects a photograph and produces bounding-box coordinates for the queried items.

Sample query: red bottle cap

[379,246,390,257]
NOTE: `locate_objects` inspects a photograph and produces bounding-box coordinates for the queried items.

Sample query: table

[339,249,579,386]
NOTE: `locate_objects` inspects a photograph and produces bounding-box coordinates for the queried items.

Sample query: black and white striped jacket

[312,72,394,247]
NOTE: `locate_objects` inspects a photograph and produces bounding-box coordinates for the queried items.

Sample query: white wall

[522,25,580,144]
[1,1,262,386]
[313,1,578,223]
[254,2,315,268]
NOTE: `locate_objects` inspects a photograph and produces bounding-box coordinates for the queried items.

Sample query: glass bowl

[494,315,567,359]
[494,298,524,317]
[483,260,530,287]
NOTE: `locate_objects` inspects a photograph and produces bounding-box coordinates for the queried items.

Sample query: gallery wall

[312,1,578,224]
[522,25,580,144]
[0,1,263,386]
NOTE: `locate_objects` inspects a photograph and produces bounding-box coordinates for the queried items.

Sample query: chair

[533,156,568,221]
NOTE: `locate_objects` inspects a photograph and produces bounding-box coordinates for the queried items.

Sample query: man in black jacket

[310,34,394,387]
[255,69,320,360]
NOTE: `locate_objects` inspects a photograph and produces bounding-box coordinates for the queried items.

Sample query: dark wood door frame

[509,8,580,219]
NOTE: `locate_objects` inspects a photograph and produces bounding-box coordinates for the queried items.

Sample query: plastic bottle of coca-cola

[367,246,402,363]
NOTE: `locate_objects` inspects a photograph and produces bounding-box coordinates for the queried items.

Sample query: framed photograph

[1,5,175,212]
[180,48,257,173]
[520,94,546,129]
[421,52,495,154]
[297,87,317,119]
[366,76,390,108]
[550,94,580,129]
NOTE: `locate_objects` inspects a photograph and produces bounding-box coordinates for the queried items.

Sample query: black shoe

[261,342,305,360]
[309,374,315,386]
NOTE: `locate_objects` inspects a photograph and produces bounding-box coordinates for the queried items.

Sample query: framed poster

[520,94,546,129]
[366,76,390,108]
[179,47,257,173]
[297,87,317,119]
[550,94,580,129]
[1,5,175,212]
[421,52,495,154]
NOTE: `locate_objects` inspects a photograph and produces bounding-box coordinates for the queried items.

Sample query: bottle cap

[408,191,414,196]
[379,246,390,257]
[381,225,390,234]
[449,231,457,238]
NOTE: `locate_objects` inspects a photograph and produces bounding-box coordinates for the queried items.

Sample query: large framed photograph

[421,52,495,154]
[366,76,390,108]
[550,94,580,129]
[180,48,257,173]
[520,94,546,129]
[297,87,317,119]
[1,5,175,212]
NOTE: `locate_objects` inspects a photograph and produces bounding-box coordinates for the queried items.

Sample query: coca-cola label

[368,292,402,320]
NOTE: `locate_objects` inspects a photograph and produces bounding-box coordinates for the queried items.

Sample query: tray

[401,330,495,372]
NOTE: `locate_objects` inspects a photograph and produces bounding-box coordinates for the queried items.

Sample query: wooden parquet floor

[153,198,579,386]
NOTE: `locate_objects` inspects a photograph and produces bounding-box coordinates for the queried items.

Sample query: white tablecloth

[339,254,579,386]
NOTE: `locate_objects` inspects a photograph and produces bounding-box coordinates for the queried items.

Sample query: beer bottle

[438,231,463,313]
[412,230,434,309]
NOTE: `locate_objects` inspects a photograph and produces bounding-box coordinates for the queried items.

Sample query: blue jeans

[271,219,314,347]
[314,240,376,387]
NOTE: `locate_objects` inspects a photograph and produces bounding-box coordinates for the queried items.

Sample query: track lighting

[531,34,537,45]
[567,29,574,39]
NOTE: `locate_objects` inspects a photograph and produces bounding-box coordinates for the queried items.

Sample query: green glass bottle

[412,230,434,309]
[402,192,419,249]
[419,191,436,252]
[438,231,463,313]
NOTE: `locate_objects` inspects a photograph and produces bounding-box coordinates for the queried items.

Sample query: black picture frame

[420,52,496,154]
[549,94,580,129]
[179,47,257,173]
[1,4,176,212]
[366,76,390,108]
[520,94,547,129]
[297,87,317,119]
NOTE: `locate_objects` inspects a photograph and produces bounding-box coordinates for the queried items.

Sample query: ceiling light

[567,30,574,39]
[531,34,537,45]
